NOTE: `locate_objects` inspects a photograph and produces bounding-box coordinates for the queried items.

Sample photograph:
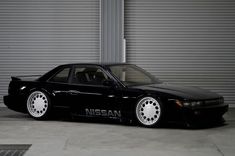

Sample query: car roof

[59,62,132,67]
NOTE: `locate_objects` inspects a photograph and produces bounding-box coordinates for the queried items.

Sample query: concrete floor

[0,107,234,156]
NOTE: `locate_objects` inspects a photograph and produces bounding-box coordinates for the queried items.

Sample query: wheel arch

[26,89,52,120]
[124,91,163,123]
[27,87,53,98]
[134,95,164,127]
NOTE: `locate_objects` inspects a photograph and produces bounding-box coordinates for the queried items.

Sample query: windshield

[108,64,161,86]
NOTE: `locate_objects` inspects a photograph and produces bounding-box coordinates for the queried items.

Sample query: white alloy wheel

[136,97,162,127]
[27,91,49,118]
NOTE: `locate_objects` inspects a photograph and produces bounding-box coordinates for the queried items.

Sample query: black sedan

[4,63,228,127]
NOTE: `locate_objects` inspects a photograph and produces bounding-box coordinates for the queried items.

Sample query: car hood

[131,83,221,100]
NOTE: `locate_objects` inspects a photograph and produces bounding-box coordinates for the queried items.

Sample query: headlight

[174,100,202,107]
[183,101,203,107]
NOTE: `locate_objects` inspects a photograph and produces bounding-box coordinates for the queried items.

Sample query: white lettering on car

[85,109,121,118]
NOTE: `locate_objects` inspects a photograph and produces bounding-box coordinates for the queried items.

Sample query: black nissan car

[4,63,228,127]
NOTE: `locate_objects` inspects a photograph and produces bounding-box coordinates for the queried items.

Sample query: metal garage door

[0,0,99,105]
[125,0,235,106]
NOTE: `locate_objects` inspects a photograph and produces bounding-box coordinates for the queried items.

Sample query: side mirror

[103,79,115,87]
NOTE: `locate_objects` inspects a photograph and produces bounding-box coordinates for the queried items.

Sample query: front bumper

[3,95,27,113]
[181,104,229,123]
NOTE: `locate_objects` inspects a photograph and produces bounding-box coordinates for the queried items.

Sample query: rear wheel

[135,97,163,127]
[26,91,51,120]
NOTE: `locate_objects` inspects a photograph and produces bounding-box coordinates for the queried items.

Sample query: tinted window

[50,68,70,83]
[109,65,160,86]
[72,66,108,85]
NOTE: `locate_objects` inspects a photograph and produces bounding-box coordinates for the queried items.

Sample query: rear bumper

[181,104,229,123]
[3,95,27,113]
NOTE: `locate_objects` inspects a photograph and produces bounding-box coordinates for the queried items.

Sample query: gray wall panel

[101,0,124,63]
[125,0,235,106]
[0,0,100,105]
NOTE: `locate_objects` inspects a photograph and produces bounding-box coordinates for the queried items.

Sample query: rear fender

[28,87,53,98]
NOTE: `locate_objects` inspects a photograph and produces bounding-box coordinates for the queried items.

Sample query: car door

[45,66,72,108]
[68,65,122,119]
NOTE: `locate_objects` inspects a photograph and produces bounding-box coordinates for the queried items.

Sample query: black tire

[26,90,52,120]
[135,97,164,128]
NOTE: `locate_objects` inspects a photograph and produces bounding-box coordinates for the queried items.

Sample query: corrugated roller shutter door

[125,0,235,106]
[0,0,99,105]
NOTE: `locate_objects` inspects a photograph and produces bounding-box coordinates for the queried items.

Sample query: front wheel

[26,91,51,120]
[135,97,163,128]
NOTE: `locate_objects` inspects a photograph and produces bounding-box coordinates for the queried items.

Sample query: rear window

[50,68,70,83]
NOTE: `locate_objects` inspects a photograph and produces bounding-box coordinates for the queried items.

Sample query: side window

[50,68,70,83]
[72,66,108,85]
